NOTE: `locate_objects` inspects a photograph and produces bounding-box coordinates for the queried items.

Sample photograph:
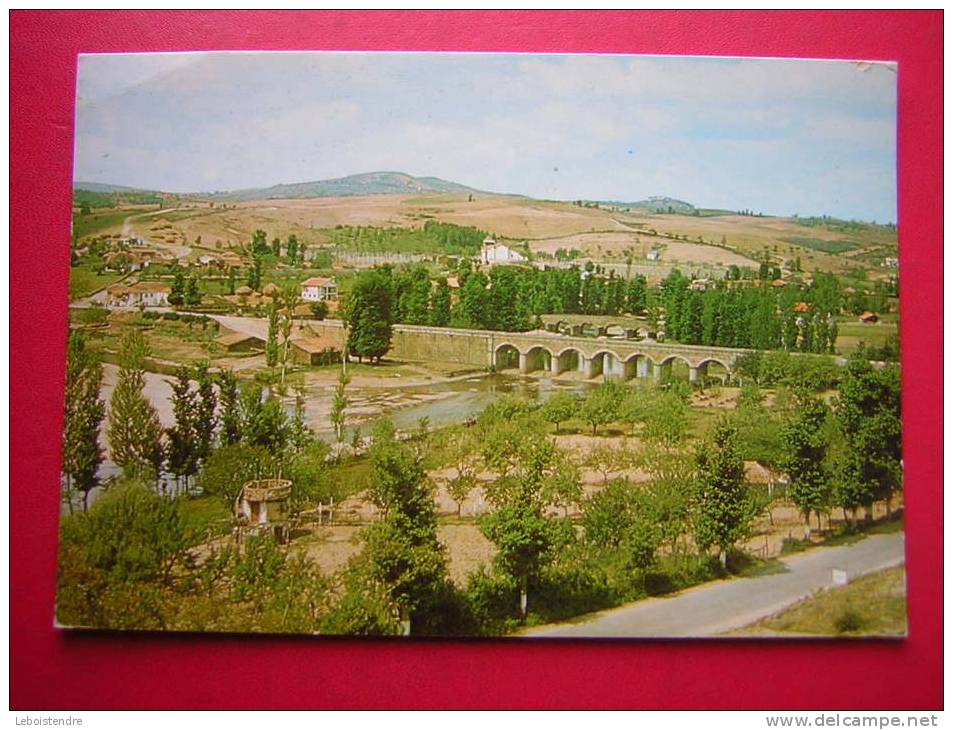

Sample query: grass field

[69,266,125,300]
[730,566,907,636]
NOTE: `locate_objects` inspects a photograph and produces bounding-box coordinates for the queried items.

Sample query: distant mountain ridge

[204,171,487,200]
[599,195,697,212]
[73,181,160,194]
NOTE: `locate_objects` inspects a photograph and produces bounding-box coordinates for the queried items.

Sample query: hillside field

[71,192,897,277]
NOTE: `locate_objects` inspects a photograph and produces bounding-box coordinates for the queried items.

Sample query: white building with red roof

[300,276,338,302]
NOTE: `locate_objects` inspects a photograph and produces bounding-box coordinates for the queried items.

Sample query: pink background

[10,11,942,710]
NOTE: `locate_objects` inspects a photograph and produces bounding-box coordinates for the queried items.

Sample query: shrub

[834,607,866,634]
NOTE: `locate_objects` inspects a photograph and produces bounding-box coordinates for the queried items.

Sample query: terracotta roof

[292,336,339,353]
[301,276,335,287]
[235,285,254,295]
[129,282,171,293]
[262,282,280,296]
[217,330,264,347]
[793,301,811,313]
[446,276,460,289]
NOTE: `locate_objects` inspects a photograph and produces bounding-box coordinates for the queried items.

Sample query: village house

[105,281,171,307]
[479,237,527,265]
[646,249,661,261]
[859,311,880,324]
[300,276,338,302]
[290,336,341,366]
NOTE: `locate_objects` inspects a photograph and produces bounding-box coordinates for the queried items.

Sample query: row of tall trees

[657,269,843,353]
[779,354,902,528]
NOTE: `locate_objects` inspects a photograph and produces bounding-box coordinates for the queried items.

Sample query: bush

[834,607,866,634]
[65,480,190,583]
[463,567,520,634]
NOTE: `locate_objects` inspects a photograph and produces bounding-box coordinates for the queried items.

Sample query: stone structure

[303,320,750,381]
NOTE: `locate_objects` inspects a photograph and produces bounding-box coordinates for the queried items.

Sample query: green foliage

[478,437,575,617]
[217,370,242,446]
[579,380,624,435]
[284,441,334,509]
[330,369,350,443]
[357,419,452,632]
[309,300,329,320]
[693,418,753,562]
[540,390,579,432]
[63,480,189,584]
[833,356,902,513]
[343,269,394,363]
[428,277,452,327]
[106,330,163,479]
[196,442,282,506]
[329,221,490,256]
[780,397,832,524]
[736,350,841,391]
[62,332,105,511]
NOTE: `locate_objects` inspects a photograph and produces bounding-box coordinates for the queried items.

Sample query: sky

[74,52,897,222]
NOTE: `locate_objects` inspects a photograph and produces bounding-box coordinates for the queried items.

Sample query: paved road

[525,532,905,638]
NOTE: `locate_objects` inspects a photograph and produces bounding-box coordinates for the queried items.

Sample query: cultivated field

[74,191,896,278]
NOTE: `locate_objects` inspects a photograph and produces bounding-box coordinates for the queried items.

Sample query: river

[68,368,597,513]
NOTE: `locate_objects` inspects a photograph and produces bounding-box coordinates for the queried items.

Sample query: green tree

[444,431,479,517]
[107,331,163,480]
[779,397,831,528]
[192,362,217,461]
[197,442,282,507]
[165,366,198,492]
[360,422,451,634]
[834,356,902,518]
[694,418,752,568]
[330,369,350,445]
[265,299,280,368]
[309,300,329,320]
[217,370,242,446]
[251,229,269,257]
[343,269,394,363]
[246,256,263,291]
[479,438,573,619]
[428,277,452,327]
[69,479,189,584]
[168,270,186,306]
[578,381,624,435]
[540,390,578,433]
[62,332,105,512]
[184,276,201,307]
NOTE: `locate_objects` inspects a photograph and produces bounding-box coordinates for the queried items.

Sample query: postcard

[59,52,902,637]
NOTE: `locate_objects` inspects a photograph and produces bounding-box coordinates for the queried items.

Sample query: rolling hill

[202,171,489,201]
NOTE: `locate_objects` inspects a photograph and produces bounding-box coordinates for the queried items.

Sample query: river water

[70,370,599,513]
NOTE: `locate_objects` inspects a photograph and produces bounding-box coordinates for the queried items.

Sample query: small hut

[236,479,292,540]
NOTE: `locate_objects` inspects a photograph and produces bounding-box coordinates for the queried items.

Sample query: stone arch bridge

[303,321,752,383]
[486,331,748,382]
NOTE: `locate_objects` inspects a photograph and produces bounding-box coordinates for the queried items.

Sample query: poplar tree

[107,331,163,482]
[165,366,198,492]
[62,332,105,512]
[217,369,242,446]
[779,397,831,529]
[428,277,451,327]
[694,418,751,568]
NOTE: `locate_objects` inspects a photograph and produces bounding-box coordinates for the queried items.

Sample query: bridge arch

[696,357,733,385]
[522,345,554,374]
[493,343,521,371]
[551,346,585,377]
[622,352,656,380]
